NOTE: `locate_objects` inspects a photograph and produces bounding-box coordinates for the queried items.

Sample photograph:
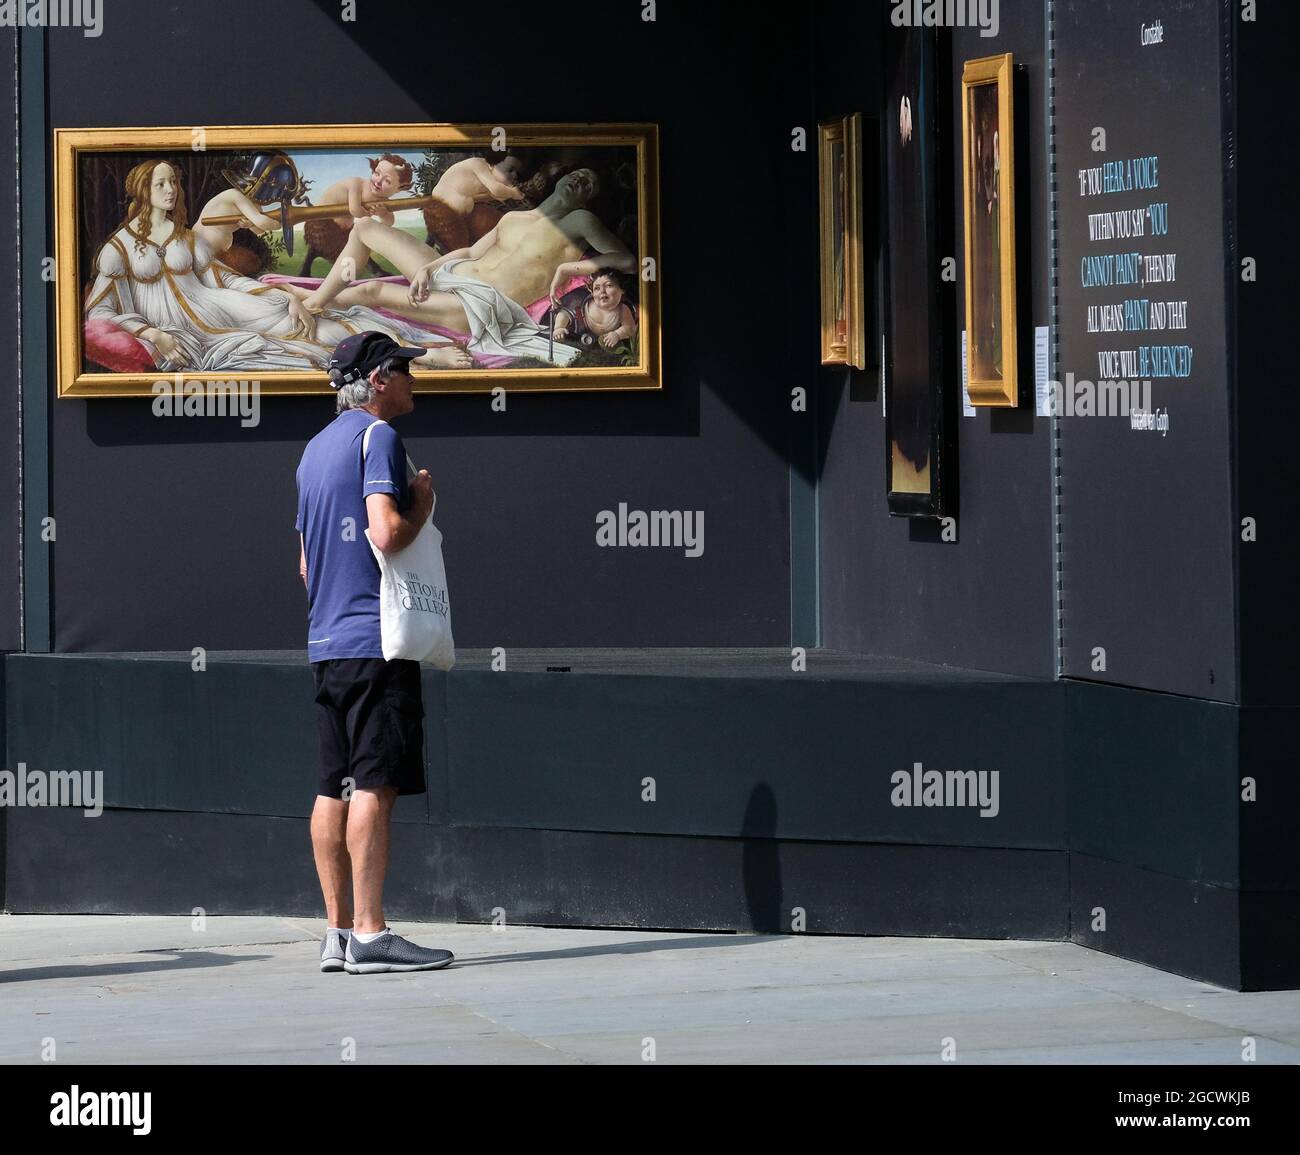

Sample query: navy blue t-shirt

[295,409,410,661]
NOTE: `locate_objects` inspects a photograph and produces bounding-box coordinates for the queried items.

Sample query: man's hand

[549,263,574,303]
[409,470,434,524]
[366,478,434,554]
[408,262,436,306]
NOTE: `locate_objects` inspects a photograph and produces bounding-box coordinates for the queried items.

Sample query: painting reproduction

[962,54,1017,405]
[55,124,661,396]
[883,24,949,517]
[818,114,866,368]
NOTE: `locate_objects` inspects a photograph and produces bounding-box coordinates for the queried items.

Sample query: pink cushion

[84,317,156,372]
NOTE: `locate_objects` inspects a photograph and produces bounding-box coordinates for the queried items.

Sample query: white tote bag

[361,420,455,670]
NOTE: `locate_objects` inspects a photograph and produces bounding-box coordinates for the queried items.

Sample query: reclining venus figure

[85,159,472,373]
[293,167,637,366]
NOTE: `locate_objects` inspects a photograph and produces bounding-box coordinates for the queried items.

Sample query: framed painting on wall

[54,123,661,397]
[818,113,867,369]
[961,53,1018,406]
[883,24,950,517]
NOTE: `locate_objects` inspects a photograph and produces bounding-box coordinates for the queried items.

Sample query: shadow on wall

[742,782,784,933]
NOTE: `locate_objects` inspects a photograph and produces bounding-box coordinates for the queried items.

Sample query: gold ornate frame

[818,113,867,369]
[54,123,661,397]
[961,55,1018,406]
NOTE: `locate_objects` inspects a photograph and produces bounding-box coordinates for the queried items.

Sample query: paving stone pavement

[1,915,1297,1064]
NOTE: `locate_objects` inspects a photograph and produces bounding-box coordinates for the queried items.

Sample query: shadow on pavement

[0,951,273,984]
[449,933,784,967]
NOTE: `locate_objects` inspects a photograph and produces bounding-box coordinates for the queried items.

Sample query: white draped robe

[85,227,450,372]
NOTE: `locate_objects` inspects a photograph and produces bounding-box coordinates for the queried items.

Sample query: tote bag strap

[361,418,435,517]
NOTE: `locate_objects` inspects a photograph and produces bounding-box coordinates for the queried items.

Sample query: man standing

[295,330,454,975]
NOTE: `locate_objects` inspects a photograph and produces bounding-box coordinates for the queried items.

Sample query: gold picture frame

[961,55,1017,405]
[818,113,867,368]
[54,123,661,397]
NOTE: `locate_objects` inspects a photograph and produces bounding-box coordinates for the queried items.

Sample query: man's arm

[549,210,637,298]
[299,533,307,587]
[567,210,636,270]
[365,474,434,554]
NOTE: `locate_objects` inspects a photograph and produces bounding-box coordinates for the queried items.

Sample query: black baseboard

[1239,890,1300,992]
[1069,852,1300,992]
[0,658,5,913]
[1,805,455,923]
[452,825,1068,938]
[1069,851,1241,987]
[3,805,1065,939]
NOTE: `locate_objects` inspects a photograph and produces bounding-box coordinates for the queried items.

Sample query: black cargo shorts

[312,658,426,798]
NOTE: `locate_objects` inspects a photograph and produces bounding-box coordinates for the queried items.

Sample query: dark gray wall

[41,0,802,651]
[1,29,20,653]
[816,1,1056,677]
[1055,0,1236,701]
[1235,2,1300,707]
[24,0,1258,694]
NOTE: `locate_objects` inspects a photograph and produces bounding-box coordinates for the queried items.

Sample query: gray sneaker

[344,929,454,974]
[320,930,350,973]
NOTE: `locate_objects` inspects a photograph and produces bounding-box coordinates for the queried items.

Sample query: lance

[200,194,441,229]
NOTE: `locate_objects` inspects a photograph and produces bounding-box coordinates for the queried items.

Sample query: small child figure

[316,153,417,230]
[552,268,638,349]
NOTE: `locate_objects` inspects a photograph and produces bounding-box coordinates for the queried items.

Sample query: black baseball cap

[327,331,425,387]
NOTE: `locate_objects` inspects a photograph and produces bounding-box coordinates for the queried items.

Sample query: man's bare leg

[300,226,376,311]
[303,217,437,312]
[347,786,398,934]
[311,795,353,928]
[326,277,472,335]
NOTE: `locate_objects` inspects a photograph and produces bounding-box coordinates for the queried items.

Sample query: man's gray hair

[331,355,405,414]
